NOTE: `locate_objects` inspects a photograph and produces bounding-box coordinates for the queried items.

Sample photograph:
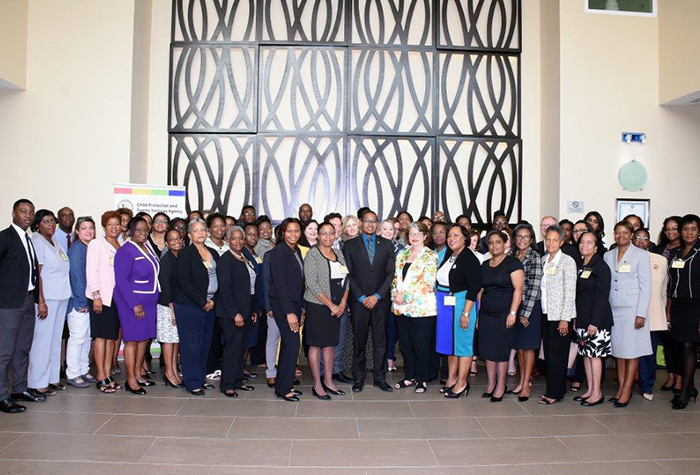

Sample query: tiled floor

[0,366,699,475]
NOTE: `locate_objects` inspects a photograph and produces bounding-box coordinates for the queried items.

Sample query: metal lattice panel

[168,0,522,223]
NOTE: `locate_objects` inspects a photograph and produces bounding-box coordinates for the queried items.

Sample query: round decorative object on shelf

[618,160,647,192]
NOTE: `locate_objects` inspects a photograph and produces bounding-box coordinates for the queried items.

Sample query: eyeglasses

[494,220,507,225]
[515,235,531,241]
[633,236,649,242]
[408,232,424,237]
[362,219,378,224]
[154,219,168,224]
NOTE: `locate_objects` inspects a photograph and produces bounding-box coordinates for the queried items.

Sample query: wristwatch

[509,310,516,316]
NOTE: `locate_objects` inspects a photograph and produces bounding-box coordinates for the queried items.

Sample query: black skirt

[670,300,700,344]
[89,299,121,340]
[304,278,344,348]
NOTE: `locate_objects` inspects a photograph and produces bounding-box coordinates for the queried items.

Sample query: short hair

[486,229,508,244]
[318,221,335,234]
[468,228,480,239]
[545,224,565,240]
[613,220,634,234]
[225,215,237,224]
[128,217,147,236]
[623,214,644,228]
[256,215,271,226]
[278,217,302,238]
[680,214,700,231]
[448,223,469,241]
[431,221,449,234]
[187,217,207,233]
[378,219,394,231]
[357,207,370,219]
[455,214,470,223]
[116,207,133,218]
[75,216,95,231]
[153,212,170,224]
[13,199,34,211]
[101,211,121,228]
[135,211,151,220]
[31,209,56,232]
[169,217,186,229]
[226,225,245,240]
[493,210,506,220]
[418,216,431,222]
[188,210,204,220]
[165,228,182,241]
[559,219,573,228]
[206,212,226,228]
[243,222,258,233]
[408,221,429,236]
[361,210,377,221]
[512,223,537,247]
[341,215,362,241]
[634,227,650,237]
[241,204,256,214]
[579,231,599,246]
[541,215,557,224]
[324,212,343,222]
[397,210,413,221]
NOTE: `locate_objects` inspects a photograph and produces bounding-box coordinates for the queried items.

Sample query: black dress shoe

[237,385,255,391]
[11,390,45,403]
[313,387,332,400]
[278,393,299,402]
[373,381,393,392]
[332,373,354,384]
[137,380,155,387]
[322,382,346,395]
[202,383,215,390]
[292,389,303,396]
[581,396,605,407]
[124,382,146,395]
[293,379,301,386]
[352,382,364,393]
[0,398,26,413]
[573,396,587,402]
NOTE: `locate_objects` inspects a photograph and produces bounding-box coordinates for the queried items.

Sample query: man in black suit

[0,199,47,414]
[343,210,395,392]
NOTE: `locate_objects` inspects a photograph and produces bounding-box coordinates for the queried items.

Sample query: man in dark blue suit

[0,199,47,413]
[343,210,395,392]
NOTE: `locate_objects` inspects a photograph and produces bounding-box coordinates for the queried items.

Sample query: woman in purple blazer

[113,217,160,395]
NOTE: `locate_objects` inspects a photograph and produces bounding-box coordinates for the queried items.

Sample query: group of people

[0,198,698,414]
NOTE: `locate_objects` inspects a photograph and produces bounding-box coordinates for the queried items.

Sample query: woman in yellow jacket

[391,222,438,394]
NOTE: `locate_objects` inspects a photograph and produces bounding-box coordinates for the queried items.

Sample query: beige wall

[659,0,700,104]
[0,0,28,89]
[0,0,136,221]
[557,1,700,237]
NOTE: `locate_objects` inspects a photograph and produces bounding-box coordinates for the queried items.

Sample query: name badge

[671,259,685,269]
[580,269,592,279]
[108,256,115,267]
[59,251,69,262]
[444,295,456,306]
[203,260,213,269]
[255,256,263,264]
[618,264,631,273]
[339,265,349,274]
[545,266,557,275]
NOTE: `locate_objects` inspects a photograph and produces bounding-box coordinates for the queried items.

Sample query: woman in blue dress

[435,224,482,398]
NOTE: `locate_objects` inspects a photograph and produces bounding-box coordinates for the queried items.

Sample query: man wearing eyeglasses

[240,205,257,225]
[633,227,668,401]
[343,210,396,393]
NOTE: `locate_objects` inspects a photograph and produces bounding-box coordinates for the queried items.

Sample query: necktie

[25,233,36,286]
[66,234,72,249]
[367,238,375,265]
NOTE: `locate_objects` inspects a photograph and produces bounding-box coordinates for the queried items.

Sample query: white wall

[0,0,136,222]
[0,0,28,89]
[557,2,700,237]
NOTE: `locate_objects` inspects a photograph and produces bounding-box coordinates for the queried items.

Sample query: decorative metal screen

[169,0,521,223]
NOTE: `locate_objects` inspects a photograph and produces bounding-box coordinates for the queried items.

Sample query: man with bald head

[298,203,313,227]
[535,216,558,257]
[55,207,75,250]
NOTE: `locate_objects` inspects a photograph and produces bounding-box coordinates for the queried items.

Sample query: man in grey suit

[0,199,47,413]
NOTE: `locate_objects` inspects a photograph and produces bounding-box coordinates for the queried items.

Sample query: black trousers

[271,298,301,396]
[349,300,389,384]
[207,317,224,374]
[248,310,268,366]
[661,330,683,374]
[0,293,36,400]
[220,317,251,391]
[396,315,435,384]
[543,319,571,400]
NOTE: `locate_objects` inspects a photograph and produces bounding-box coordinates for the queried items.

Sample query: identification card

[203,260,213,269]
[671,259,685,269]
[545,266,557,275]
[255,256,263,264]
[580,269,592,279]
[59,251,69,262]
[618,264,631,273]
[339,265,349,274]
[108,256,114,267]
[444,295,456,306]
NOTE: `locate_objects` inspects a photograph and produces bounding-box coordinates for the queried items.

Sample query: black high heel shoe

[322,383,346,396]
[482,387,495,398]
[581,396,605,407]
[163,375,183,388]
[490,386,506,403]
[660,384,674,392]
[125,382,146,395]
[607,396,618,403]
[672,388,698,410]
[445,382,470,399]
[278,392,299,402]
[137,380,155,387]
[312,387,331,400]
[614,395,632,408]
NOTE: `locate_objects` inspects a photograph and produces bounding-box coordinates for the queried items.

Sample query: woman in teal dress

[436,225,482,398]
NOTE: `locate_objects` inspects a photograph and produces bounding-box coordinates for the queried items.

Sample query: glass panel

[588,0,654,14]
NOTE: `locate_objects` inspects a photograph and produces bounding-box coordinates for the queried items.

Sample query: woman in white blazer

[539,225,578,405]
[603,221,651,408]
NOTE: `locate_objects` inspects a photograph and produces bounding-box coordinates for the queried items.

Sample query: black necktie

[25,233,36,286]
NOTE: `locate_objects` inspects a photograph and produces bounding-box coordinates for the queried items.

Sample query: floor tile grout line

[426,439,441,467]
[587,414,616,434]
[355,418,361,440]
[407,401,417,418]
[0,432,28,455]
[287,439,294,467]
[137,436,160,463]
[554,435,585,463]
[224,416,236,438]
[652,460,675,474]
[90,414,116,435]
[174,398,188,416]
[474,417,493,438]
